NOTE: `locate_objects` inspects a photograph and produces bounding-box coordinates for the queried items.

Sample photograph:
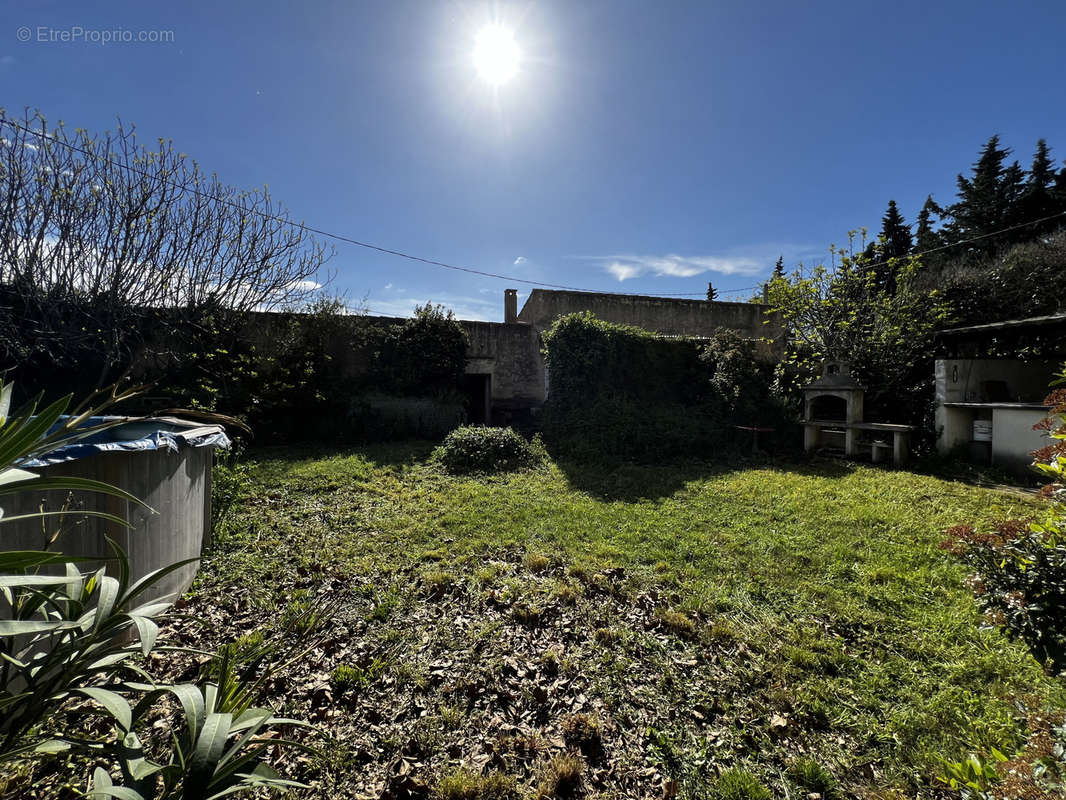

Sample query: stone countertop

[942,402,1051,410]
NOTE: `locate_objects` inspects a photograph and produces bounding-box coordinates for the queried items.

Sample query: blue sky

[2,0,1065,320]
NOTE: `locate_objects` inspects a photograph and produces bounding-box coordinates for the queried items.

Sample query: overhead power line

[0,115,746,299]
[829,210,1066,277]
[5,114,1064,300]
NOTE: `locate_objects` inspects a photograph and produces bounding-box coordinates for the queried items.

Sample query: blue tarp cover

[21,416,230,468]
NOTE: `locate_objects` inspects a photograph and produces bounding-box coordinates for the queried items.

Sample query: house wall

[517,289,782,343]
[993,407,1052,473]
[935,358,1058,406]
[934,358,1057,472]
[461,320,545,412]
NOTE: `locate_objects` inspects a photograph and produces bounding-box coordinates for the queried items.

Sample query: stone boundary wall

[517,289,783,345]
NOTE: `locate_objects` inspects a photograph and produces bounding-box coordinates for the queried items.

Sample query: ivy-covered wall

[541,312,705,407]
[122,304,472,443]
[539,312,782,461]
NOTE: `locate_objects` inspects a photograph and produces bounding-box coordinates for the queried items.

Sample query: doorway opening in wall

[461,374,492,425]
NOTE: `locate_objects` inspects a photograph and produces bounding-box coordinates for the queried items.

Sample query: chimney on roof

[504,288,518,323]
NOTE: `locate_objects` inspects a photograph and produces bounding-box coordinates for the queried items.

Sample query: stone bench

[802,420,914,465]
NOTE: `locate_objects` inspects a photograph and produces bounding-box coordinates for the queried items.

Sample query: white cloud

[384,282,393,290]
[287,279,322,292]
[578,244,822,283]
[595,253,764,281]
[605,261,642,281]
[513,256,527,266]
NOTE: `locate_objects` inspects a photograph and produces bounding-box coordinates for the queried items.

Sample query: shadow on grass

[908,450,1045,494]
[241,436,1023,505]
[248,439,438,471]
[552,451,859,503]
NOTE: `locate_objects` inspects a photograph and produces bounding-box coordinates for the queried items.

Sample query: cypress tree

[947,135,1026,253]
[1020,139,1066,237]
[870,200,913,293]
[772,256,785,280]
[879,200,913,259]
[914,195,944,256]
[1028,139,1056,192]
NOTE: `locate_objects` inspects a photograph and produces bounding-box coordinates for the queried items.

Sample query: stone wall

[517,289,782,343]
[188,294,775,424]
[462,320,545,411]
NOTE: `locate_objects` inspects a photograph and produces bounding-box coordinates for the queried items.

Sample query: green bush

[159,297,357,443]
[700,329,781,424]
[434,768,518,800]
[369,303,468,397]
[540,313,781,462]
[786,757,841,799]
[944,521,1066,673]
[540,313,709,461]
[13,300,470,446]
[930,233,1066,332]
[541,312,705,407]
[432,425,544,474]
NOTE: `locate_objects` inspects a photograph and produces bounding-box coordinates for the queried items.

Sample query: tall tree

[772,256,785,280]
[867,200,913,294]
[946,135,1027,254]
[914,195,944,255]
[879,200,914,260]
[1019,139,1066,238]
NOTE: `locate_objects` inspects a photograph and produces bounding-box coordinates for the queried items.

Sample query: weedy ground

[165,442,1065,799]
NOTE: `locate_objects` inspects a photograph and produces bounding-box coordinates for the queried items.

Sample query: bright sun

[472,24,520,86]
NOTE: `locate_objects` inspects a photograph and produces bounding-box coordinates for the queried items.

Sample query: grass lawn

[174,444,1065,799]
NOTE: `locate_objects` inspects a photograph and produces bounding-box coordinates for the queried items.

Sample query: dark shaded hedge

[540,313,782,461]
[3,298,470,444]
[919,232,1066,334]
[541,313,705,407]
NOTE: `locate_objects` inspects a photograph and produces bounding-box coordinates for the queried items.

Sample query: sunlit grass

[201,443,1065,792]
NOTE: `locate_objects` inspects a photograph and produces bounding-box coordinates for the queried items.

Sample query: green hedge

[541,312,705,407]
[540,313,781,461]
[5,300,470,445]
[432,425,545,474]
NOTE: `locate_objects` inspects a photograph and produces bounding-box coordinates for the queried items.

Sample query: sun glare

[472,24,520,86]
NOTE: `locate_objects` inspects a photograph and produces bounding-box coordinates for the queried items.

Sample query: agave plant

[1,381,161,753]
[0,380,151,540]
[84,677,313,800]
[0,382,317,797]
